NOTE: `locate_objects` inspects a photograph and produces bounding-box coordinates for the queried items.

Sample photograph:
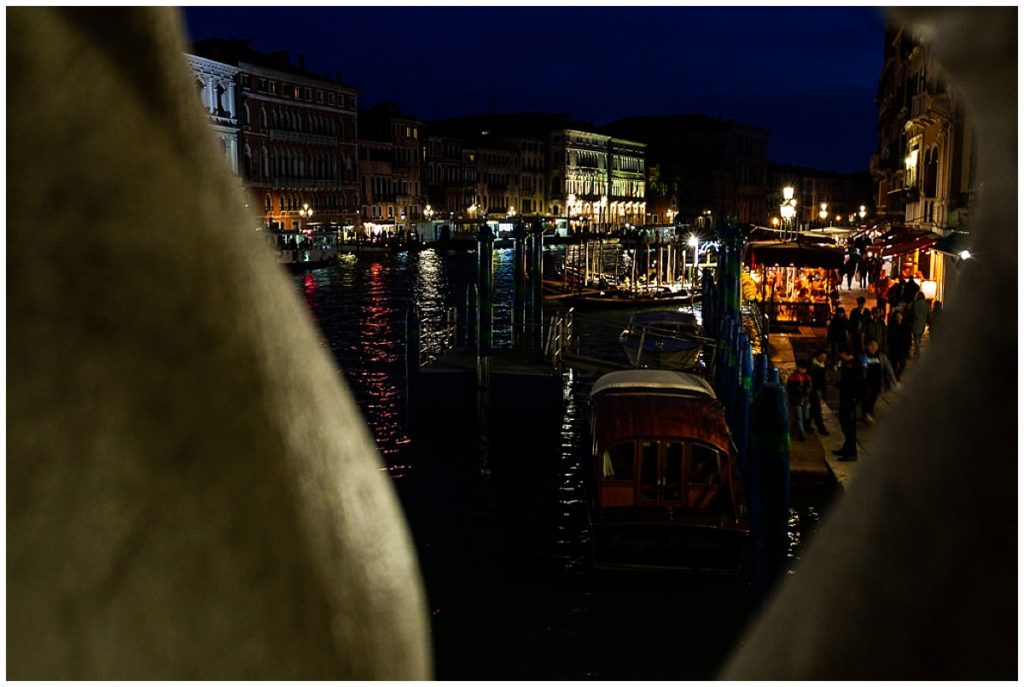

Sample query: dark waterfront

[295,248,832,679]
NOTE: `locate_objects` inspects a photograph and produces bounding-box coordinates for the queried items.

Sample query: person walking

[910,291,929,356]
[808,349,830,435]
[786,362,812,441]
[930,299,943,333]
[857,257,869,289]
[859,338,898,424]
[887,310,912,380]
[874,271,891,318]
[863,307,886,353]
[902,271,920,306]
[833,346,863,461]
[827,306,850,366]
[888,276,905,315]
[847,296,869,355]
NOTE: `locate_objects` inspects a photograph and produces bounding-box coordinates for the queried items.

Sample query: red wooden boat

[588,370,750,572]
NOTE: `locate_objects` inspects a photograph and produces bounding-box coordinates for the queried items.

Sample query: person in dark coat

[930,300,943,333]
[859,338,897,424]
[864,307,886,353]
[847,296,869,355]
[888,276,905,314]
[833,346,863,461]
[808,349,830,435]
[886,310,913,381]
[902,273,920,306]
[827,306,850,366]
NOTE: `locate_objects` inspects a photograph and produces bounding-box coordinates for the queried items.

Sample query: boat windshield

[598,439,730,512]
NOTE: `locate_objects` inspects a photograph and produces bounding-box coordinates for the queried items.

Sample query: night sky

[182,6,886,173]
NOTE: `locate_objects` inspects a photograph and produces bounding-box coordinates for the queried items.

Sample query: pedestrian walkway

[767,286,932,489]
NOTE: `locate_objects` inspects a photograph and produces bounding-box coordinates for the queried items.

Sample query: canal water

[294,247,832,679]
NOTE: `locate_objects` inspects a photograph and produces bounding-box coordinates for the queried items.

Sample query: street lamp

[859,205,867,220]
[819,202,829,224]
[780,187,796,239]
[299,202,313,230]
[687,234,700,292]
[507,206,516,218]
[425,204,434,221]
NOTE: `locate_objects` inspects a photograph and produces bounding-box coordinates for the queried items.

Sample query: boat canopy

[590,370,715,399]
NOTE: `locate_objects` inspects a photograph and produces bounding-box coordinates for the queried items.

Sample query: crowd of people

[786,264,942,461]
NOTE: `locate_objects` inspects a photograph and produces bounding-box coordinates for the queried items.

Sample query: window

[639,441,659,503]
[690,444,722,486]
[328,93,336,105]
[664,442,684,502]
[264,193,272,212]
[602,443,634,480]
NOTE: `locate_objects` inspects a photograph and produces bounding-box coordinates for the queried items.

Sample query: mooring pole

[512,222,527,348]
[529,219,544,349]
[477,223,494,390]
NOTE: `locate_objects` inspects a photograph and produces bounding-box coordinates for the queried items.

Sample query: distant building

[188,38,361,233]
[359,102,426,235]
[550,128,646,229]
[602,115,767,226]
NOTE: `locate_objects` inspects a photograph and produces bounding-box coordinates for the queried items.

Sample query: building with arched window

[186,54,240,176]
[188,39,361,233]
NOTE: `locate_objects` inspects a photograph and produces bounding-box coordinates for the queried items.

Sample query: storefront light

[921,280,938,300]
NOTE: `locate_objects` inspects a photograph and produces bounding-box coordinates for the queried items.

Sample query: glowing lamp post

[299,202,313,230]
[819,202,829,225]
[425,204,435,221]
[780,187,797,239]
[859,205,867,221]
[688,234,699,289]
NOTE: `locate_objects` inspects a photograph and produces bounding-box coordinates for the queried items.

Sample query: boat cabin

[589,370,749,570]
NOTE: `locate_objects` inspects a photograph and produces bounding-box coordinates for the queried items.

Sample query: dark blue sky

[183,6,886,173]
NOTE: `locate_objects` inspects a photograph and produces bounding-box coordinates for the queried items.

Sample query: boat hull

[593,520,751,573]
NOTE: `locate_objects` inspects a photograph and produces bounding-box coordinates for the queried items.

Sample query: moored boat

[588,370,750,572]
[618,310,712,371]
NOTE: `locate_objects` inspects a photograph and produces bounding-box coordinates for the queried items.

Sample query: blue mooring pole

[529,219,544,349]
[477,224,494,390]
[512,223,527,348]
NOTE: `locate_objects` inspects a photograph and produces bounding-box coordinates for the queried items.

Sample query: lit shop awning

[874,227,940,258]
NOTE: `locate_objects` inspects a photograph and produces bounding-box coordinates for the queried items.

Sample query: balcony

[905,92,951,129]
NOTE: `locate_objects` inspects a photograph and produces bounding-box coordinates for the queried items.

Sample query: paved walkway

[768,287,932,489]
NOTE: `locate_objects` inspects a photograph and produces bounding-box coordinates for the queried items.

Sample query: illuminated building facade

[188,39,361,233]
[359,102,426,234]
[871,22,975,300]
[550,128,646,228]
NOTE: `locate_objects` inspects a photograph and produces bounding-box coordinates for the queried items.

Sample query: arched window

[261,147,269,178]
[195,78,206,108]
[243,145,252,177]
[242,104,250,126]
[260,108,268,130]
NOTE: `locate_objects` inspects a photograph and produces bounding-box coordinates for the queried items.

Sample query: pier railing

[544,308,576,371]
